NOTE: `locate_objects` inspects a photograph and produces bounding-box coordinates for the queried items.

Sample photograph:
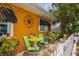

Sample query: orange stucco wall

[12,5,51,53]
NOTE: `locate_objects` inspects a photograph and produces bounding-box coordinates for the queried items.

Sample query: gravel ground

[16,39,65,56]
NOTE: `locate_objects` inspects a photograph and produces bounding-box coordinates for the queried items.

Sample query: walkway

[72,43,76,56]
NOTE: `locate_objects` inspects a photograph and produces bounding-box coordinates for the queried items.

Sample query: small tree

[48,32,60,43]
[49,3,79,35]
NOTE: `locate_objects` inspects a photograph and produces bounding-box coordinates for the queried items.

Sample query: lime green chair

[23,36,35,51]
[23,36,39,51]
[38,34,48,45]
[38,34,44,43]
[38,34,43,38]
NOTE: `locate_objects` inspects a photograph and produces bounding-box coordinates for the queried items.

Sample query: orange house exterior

[9,4,54,53]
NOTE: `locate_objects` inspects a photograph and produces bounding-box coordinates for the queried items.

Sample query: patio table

[29,38,43,42]
[29,37,43,50]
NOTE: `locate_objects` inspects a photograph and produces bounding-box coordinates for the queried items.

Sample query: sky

[38,3,53,12]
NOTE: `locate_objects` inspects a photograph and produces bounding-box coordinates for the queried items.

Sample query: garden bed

[16,43,59,56]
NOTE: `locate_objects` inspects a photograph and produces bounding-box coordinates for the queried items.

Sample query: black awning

[0,7,17,23]
[40,19,50,26]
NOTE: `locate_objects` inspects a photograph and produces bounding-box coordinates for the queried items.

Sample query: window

[0,23,7,36]
[39,19,49,32]
[39,25,48,32]
[0,22,13,37]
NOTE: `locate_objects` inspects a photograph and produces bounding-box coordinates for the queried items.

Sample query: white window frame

[39,19,48,32]
[0,22,13,37]
[7,22,14,36]
[39,25,48,32]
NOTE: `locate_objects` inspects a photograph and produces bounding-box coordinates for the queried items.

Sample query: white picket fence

[53,36,74,56]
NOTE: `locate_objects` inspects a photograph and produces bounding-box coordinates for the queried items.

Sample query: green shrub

[48,32,60,43]
[43,52,50,56]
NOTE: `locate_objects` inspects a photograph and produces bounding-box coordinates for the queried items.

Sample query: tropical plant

[49,3,79,35]
[0,37,17,56]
